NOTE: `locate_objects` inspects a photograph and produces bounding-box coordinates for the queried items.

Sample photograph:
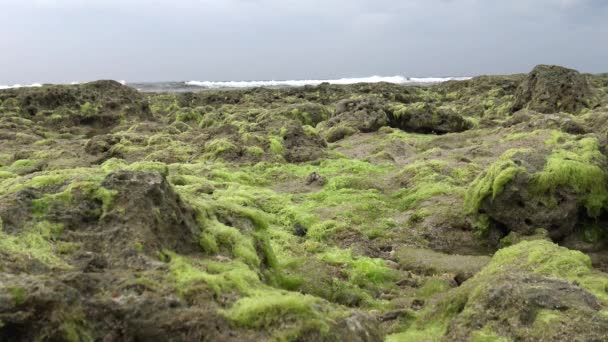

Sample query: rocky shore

[1,65,608,341]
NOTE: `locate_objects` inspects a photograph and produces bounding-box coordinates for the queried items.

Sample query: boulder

[281,121,327,163]
[387,103,471,134]
[511,65,593,114]
[466,142,608,242]
[399,241,608,341]
[96,171,201,259]
[0,80,151,128]
[327,98,389,133]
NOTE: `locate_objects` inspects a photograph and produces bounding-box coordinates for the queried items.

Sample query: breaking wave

[0,83,43,90]
[184,75,471,89]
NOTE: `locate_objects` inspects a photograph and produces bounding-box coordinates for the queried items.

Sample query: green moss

[464,149,529,214]
[223,289,331,332]
[470,326,509,342]
[168,253,261,297]
[0,221,67,268]
[175,107,204,124]
[80,101,98,116]
[126,161,170,177]
[245,146,264,158]
[485,240,608,300]
[393,160,463,211]
[532,137,608,217]
[416,278,452,299]
[320,248,396,289]
[268,136,284,155]
[7,286,27,305]
[59,318,94,342]
[203,138,239,160]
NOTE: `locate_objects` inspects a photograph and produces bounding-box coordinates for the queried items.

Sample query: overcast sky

[1,0,607,84]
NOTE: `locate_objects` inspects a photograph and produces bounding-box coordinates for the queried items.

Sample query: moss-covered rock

[322,98,389,137]
[390,240,608,341]
[465,136,608,242]
[387,102,472,134]
[0,80,151,129]
[512,65,594,114]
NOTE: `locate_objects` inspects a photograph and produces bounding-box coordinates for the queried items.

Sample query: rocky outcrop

[401,241,608,341]
[0,80,151,129]
[280,121,328,163]
[511,65,593,114]
[330,98,389,133]
[387,103,471,134]
[466,142,608,243]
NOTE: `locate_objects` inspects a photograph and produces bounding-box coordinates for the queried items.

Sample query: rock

[511,65,593,114]
[466,143,608,242]
[279,120,327,163]
[396,247,491,282]
[274,102,332,127]
[326,98,389,133]
[305,171,326,186]
[401,241,608,341]
[97,171,201,259]
[85,134,120,155]
[482,171,579,240]
[387,103,471,134]
[0,273,245,342]
[472,150,580,241]
[323,125,358,143]
[0,80,152,129]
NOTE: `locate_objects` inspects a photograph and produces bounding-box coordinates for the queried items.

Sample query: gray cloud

[0,0,607,83]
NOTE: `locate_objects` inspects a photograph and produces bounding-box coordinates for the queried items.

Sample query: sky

[1,0,607,84]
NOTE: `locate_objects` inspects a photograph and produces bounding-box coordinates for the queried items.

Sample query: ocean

[1,75,471,92]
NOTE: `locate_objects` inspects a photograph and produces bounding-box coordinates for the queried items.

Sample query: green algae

[7,286,27,305]
[0,221,68,268]
[464,149,530,214]
[532,137,608,217]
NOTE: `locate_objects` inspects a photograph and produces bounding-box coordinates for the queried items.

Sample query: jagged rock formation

[512,64,594,114]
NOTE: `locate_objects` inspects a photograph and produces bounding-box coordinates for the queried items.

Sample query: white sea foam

[0,83,43,90]
[185,75,471,89]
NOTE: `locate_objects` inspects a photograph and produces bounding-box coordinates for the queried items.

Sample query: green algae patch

[464,148,529,214]
[223,289,350,340]
[202,138,240,161]
[393,160,465,211]
[168,253,262,297]
[224,290,325,329]
[7,286,27,305]
[0,221,68,269]
[268,136,285,155]
[532,137,608,217]
[485,240,608,300]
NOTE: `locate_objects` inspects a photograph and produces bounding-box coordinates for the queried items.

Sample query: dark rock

[479,151,579,241]
[512,65,593,114]
[324,125,358,143]
[280,121,327,163]
[327,98,389,133]
[293,223,308,237]
[97,171,201,259]
[274,102,332,127]
[387,103,471,134]
[305,171,326,186]
[84,134,120,155]
[0,80,152,129]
